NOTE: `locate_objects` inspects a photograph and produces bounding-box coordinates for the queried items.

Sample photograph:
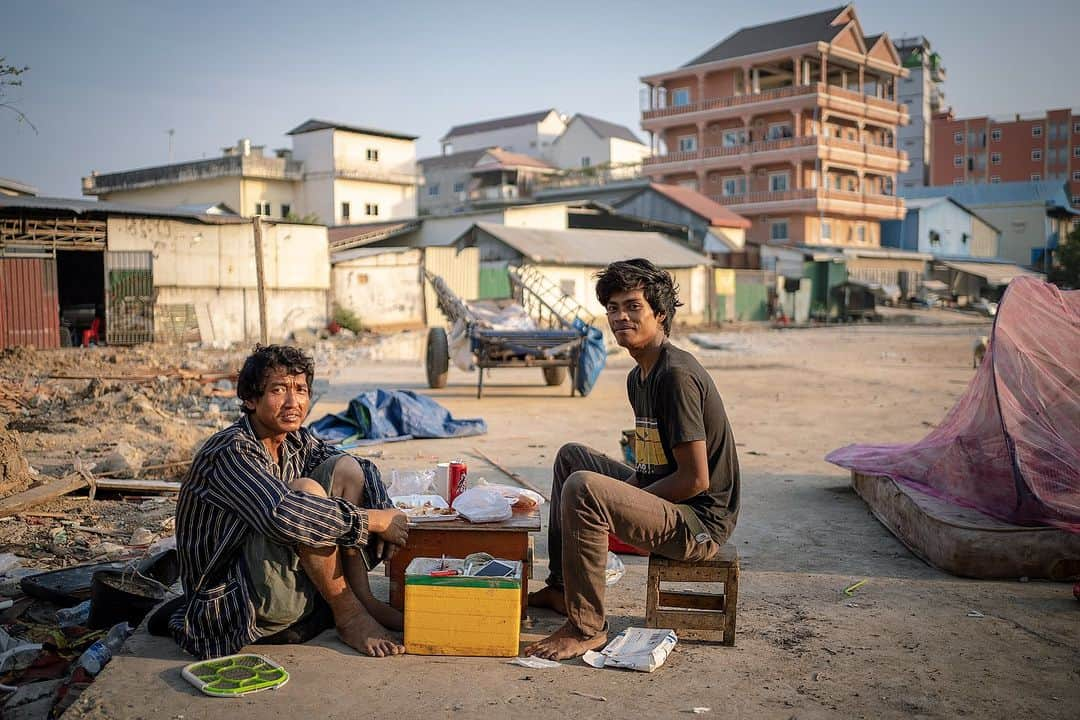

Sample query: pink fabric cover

[827,278,1080,533]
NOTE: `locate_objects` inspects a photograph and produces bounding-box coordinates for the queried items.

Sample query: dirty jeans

[545,443,722,637]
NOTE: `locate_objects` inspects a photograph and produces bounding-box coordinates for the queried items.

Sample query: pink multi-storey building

[639,5,909,247]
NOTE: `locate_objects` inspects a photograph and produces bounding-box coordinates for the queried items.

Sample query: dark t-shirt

[627,341,740,542]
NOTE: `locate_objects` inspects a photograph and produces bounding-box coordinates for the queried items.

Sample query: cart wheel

[426,327,449,389]
[542,366,567,386]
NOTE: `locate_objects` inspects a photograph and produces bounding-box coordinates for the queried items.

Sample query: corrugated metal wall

[0,257,61,348]
[423,246,478,327]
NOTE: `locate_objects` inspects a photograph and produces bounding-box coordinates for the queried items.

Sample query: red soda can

[448,460,468,506]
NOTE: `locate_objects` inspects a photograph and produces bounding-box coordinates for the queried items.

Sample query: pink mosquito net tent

[827,277,1080,534]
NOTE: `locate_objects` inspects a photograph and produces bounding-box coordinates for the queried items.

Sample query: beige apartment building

[639,4,909,247]
[83,120,418,225]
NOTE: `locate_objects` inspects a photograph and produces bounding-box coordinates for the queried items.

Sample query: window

[1075,121,1080,134]
[991,128,1002,142]
[953,179,964,185]
[453,181,465,193]
[953,131,963,144]
[341,201,350,220]
[991,152,1001,165]
[722,129,746,147]
[672,87,691,106]
[846,177,857,192]
[281,204,291,217]
[856,225,866,244]
[769,172,789,192]
[1075,147,1080,158]
[677,135,697,152]
[770,220,789,241]
[365,203,379,216]
[1031,125,1042,137]
[953,155,963,167]
[1073,195,1080,206]
[1031,173,1041,181]
[428,184,440,196]
[1031,149,1042,161]
[253,202,271,216]
[581,157,591,167]
[1073,171,1080,182]
[990,175,1001,183]
[821,221,832,240]
[721,176,746,196]
[962,233,970,244]
[929,230,941,246]
[767,123,793,141]
[834,175,842,190]
[366,148,379,162]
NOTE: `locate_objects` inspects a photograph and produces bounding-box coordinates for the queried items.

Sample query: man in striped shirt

[166,344,409,659]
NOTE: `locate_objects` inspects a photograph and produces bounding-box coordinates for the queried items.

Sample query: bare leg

[326,459,404,631]
[290,476,403,656]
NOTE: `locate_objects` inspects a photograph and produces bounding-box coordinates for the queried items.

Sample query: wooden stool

[645,543,739,645]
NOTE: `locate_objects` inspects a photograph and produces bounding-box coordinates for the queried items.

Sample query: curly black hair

[594,258,682,335]
[236,344,315,413]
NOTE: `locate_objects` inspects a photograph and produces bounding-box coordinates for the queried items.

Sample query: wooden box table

[385,508,541,618]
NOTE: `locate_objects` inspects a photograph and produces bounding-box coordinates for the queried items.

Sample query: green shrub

[332,304,364,333]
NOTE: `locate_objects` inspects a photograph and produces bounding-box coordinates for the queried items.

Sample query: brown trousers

[546,443,723,636]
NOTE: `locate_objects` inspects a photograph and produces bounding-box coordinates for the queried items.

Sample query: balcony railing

[643,136,907,166]
[468,185,520,202]
[710,189,902,208]
[642,82,906,121]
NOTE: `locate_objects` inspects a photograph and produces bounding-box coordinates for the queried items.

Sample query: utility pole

[253,216,269,344]
[167,129,175,163]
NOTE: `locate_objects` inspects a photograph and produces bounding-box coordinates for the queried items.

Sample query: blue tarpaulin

[309,389,487,447]
[573,319,606,397]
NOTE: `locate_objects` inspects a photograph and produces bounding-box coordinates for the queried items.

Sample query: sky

[2,0,1078,197]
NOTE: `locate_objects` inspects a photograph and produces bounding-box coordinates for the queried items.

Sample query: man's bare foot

[523,622,607,660]
[360,596,403,631]
[527,585,567,615]
[336,610,404,657]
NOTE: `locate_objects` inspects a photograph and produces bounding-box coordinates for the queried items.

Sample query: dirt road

[63,323,1079,719]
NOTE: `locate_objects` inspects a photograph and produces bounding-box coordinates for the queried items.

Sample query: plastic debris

[843,579,867,596]
[510,656,562,669]
[583,628,678,673]
[605,552,626,586]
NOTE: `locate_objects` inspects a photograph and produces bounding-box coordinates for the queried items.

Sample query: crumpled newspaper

[583,627,678,673]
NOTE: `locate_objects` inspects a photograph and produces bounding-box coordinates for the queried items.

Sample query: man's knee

[562,470,601,506]
[289,476,327,497]
[554,443,588,477]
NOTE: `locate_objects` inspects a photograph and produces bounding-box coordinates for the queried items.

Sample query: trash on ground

[843,579,867,596]
[570,690,607,701]
[966,610,985,618]
[511,656,562,669]
[605,552,626,586]
[582,627,678,672]
[182,653,289,697]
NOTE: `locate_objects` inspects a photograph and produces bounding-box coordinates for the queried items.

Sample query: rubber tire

[426,327,450,389]
[542,366,567,386]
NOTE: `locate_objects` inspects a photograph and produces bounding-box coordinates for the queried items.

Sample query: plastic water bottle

[55,599,92,628]
[74,622,132,676]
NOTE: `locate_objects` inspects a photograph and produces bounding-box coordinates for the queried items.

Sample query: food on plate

[394,499,456,517]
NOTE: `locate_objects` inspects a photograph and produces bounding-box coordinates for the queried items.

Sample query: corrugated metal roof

[0,196,252,224]
[472,222,710,267]
[473,149,556,171]
[901,180,1077,213]
[328,220,421,251]
[573,114,643,145]
[941,260,1044,286]
[683,6,848,67]
[0,177,39,196]
[441,110,558,141]
[286,119,418,141]
[901,196,1001,232]
[641,183,752,229]
[417,148,491,170]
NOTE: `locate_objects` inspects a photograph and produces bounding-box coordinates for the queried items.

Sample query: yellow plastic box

[404,557,521,657]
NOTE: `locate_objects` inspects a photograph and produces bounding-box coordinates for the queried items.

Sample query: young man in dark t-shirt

[525,259,740,660]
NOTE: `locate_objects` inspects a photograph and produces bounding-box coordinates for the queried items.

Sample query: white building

[439,109,566,159]
[82,119,419,226]
[894,37,945,189]
[548,114,650,171]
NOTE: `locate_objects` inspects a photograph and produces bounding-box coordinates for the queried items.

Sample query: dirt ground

[6,318,1079,719]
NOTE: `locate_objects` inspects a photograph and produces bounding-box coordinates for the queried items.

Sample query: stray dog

[973,335,989,368]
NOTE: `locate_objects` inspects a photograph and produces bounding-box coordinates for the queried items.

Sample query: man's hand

[368,508,409,547]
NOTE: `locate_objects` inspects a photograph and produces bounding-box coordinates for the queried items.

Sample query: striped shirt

[169,415,390,659]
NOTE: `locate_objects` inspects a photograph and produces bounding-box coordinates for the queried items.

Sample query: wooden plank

[0,474,87,517]
[650,543,739,566]
[658,590,725,611]
[649,563,734,583]
[651,608,728,632]
[93,478,181,493]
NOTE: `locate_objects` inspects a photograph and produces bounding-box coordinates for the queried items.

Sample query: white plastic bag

[452,487,512,523]
[389,469,435,496]
[605,551,626,586]
[449,318,475,372]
